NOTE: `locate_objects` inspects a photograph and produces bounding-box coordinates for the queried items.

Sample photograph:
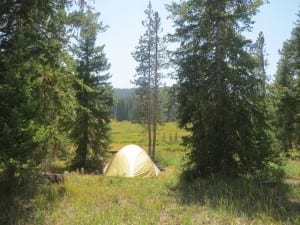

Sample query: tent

[103,144,160,177]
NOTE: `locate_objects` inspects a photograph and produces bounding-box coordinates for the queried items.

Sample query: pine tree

[132,32,152,154]
[167,0,279,176]
[252,32,267,96]
[275,9,300,152]
[132,1,166,160]
[0,1,77,179]
[70,7,113,169]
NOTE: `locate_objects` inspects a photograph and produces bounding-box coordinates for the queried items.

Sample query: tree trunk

[152,15,159,161]
[147,36,152,157]
[147,102,152,157]
[215,1,226,171]
[77,112,88,168]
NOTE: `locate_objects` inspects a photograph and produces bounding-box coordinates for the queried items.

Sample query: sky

[95,0,300,88]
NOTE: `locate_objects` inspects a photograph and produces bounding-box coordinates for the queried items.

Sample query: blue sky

[95,0,299,88]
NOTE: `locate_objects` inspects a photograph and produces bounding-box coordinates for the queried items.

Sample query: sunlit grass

[110,120,188,151]
[283,160,300,179]
[110,120,145,150]
[31,173,183,225]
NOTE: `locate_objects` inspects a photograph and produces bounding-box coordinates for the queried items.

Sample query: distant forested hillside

[112,87,177,122]
[113,88,135,98]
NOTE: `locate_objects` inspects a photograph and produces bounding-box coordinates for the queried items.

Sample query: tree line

[112,87,177,122]
[0,0,299,183]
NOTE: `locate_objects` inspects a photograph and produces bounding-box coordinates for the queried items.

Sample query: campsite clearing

[1,121,299,225]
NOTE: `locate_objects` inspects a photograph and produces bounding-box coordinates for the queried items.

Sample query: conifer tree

[252,32,267,95]
[70,7,113,169]
[132,1,166,160]
[275,9,300,152]
[0,1,77,179]
[167,0,279,176]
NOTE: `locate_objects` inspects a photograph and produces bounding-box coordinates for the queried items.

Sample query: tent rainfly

[103,144,160,177]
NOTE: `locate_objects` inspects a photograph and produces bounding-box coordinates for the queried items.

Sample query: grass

[30,172,181,225]
[110,120,187,151]
[109,121,145,150]
[283,160,300,179]
[1,121,299,225]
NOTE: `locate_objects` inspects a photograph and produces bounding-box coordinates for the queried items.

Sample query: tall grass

[110,120,187,150]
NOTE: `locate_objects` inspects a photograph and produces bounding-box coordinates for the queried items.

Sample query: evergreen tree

[0,1,77,179]
[252,32,267,96]
[275,9,300,152]
[167,0,279,176]
[70,7,113,169]
[132,1,166,160]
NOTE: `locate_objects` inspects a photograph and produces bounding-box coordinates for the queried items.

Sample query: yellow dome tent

[103,144,160,177]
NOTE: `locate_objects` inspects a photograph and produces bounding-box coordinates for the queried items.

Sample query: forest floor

[0,121,299,225]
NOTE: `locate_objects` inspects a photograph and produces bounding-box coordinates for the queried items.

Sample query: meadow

[0,121,299,225]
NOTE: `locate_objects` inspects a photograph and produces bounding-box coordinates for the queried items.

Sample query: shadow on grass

[0,175,65,225]
[172,171,300,223]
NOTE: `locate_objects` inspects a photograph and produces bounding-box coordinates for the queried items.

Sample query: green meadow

[1,121,299,225]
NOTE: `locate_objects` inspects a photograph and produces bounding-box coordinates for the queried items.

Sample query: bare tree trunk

[152,14,159,161]
[147,36,152,157]
[147,103,152,158]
